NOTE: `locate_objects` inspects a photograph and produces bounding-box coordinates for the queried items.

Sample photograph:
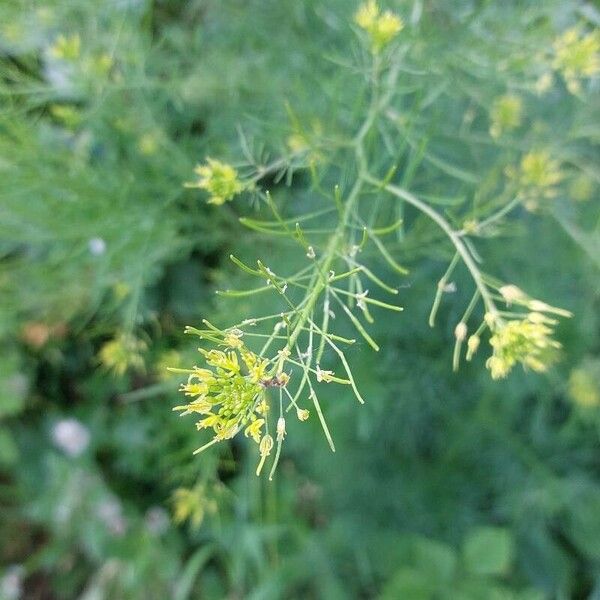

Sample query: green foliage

[463,527,514,576]
[1,1,599,599]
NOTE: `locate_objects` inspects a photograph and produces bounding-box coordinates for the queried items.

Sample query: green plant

[174,1,584,476]
[2,1,599,598]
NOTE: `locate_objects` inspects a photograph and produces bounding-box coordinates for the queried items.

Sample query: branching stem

[368,176,499,318]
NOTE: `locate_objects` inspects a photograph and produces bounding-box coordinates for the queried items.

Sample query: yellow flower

[244,418,265,443]
[179,373,210,398]
[174,337,290,471]
[486,314,562,379]
[508,151,564,211]
[174,329,295,475]
[355,0,379,29]
[49,33,80,61]
[247,356,270,384]
[520,152,563,190]
[553,27,600,94]
[197,414,221,430]
[256,397,270,415]
[223,331,243,349]
[489,94,523,138]
[185,158,244,205]
[354,1,404,53]
[173,398,212,415]
[98,333,146,376]
[496,285,572,320]
[377,12,404,42]
[201,349,240,374]
[172,483,218,528]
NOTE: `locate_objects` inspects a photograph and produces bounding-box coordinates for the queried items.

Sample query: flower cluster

[489,94,522,139]
[173,3,579,480]
[485,312,562,379]
[172,482,219,528]
[172,328,306,478]
[174,342,269,444]
[507,151,564,211]
[354,1,404,54]
[553,27,600,94]
[185,158,244,205]
[98,333,146,376]
[453,281,570,380]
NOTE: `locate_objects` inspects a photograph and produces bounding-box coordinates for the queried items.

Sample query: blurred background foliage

[0,0,599,598]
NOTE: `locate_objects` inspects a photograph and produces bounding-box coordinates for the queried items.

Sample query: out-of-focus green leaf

[173,546,215,600]
[463,527,514,577]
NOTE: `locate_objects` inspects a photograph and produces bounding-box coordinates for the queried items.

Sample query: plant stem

[284,57,390,352]
[468,196,520,233]
[369,176,499,317]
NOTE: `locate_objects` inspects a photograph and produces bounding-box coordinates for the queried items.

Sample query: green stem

[468,196,520,233]
[370,176,499,318]
[284,55,395,352]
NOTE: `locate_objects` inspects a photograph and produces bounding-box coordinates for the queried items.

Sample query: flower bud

[466,335,480,360]
[499,284,526,304]
[528,312,554,325]
[484,312,498,328]
[276,417,286,441]
[296,408,310,421]
[454,322,467,342]
[316,365,335,383]
[187,158,244,205]
[528,300,551,313]
[277,372,290,386]
[259,434,274,457]
[224,333,243,348]
[256,434,274,476]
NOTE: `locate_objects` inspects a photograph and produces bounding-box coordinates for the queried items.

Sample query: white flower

[51,418,90,457]
[0,565,24,600]
[88,237,106,256]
